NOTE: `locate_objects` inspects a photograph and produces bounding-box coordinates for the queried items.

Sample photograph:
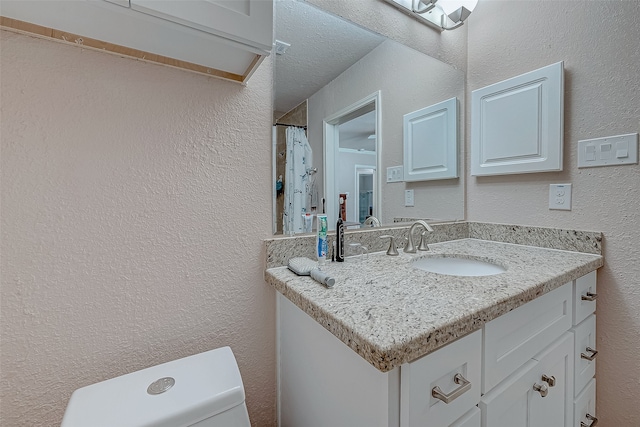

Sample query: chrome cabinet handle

[581,347,598,361]
[581,413,598,427]
[542,374,556,387]
[581,292,597,301]
[533,382,549,397]
[432,373,471,404]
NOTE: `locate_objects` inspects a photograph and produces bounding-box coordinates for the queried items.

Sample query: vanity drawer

[401,330,482,427]
[572,314,597,396]
[483,283,572,393]
[573,271,597,326]
[574,378,597,427]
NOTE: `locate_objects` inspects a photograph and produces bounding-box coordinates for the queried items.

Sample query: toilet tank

[61,346,251,427]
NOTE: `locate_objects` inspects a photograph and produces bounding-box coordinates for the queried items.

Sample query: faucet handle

[379,235,399,256]
[418,231,430,251]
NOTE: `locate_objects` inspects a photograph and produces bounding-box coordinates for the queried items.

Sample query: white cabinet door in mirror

[471,62,564,176]
[403,97,458,181]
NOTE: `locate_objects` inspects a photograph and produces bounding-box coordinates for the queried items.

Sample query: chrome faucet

[404,220,434,253]
[363,216,381,227]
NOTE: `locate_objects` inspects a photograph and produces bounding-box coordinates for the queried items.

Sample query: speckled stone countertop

[265,238,603,373]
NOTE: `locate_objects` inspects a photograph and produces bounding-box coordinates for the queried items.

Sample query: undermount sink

[412,255,506,277]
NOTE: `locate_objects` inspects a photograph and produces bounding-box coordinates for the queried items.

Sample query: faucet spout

[404,220,434,253]
[363,216,381,227]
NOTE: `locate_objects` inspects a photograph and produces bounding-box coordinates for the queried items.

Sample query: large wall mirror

[273,0,465,234]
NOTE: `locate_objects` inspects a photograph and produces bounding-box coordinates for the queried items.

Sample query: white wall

[0,31,276,426]
[466,1,640,424]
[307,39,465,225]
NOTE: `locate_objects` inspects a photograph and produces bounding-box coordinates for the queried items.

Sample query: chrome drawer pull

[581,292,597,301]
[533,382,549,397]
[541,374,556,387]
[432,373,471,404]
[581,347,598,361]
[581,413,598,427]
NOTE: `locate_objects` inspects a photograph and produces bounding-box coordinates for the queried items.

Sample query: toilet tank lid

[61,346,246,427]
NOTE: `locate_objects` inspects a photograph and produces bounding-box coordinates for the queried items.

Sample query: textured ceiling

[274,0,386,115]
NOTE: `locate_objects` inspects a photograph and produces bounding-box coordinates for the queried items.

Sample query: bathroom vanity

[265,234,602,427]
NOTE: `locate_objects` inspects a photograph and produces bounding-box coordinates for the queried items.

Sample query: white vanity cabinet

[277,272,598,427]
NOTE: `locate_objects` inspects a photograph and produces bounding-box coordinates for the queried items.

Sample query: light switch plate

[549,184,572,210]
[387,166,404,182]
[405,189,414,207]
[578,133,638,168]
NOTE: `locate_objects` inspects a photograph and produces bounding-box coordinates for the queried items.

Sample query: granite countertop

[265,238,603,373]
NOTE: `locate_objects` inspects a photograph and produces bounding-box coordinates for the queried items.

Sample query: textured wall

[466,1,640,424]
[0,30,276,426]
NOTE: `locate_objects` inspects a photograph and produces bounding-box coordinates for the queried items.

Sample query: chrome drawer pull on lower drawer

[432,373,471,404]
[581,413,598,427]
[581,292,597,301]
[581,347,598,361]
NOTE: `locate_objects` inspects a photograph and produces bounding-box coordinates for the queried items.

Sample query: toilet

[61,346,251,427]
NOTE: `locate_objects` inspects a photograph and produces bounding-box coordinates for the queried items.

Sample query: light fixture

[383,0,478,31]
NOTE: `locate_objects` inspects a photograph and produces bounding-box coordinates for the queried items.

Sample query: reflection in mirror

[341,112,376,226]
[324,92,380,231]
[356,168,375,224]
[273,0,465,235]
[337,110,377,227]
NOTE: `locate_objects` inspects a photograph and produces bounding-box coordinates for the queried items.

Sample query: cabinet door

[451,407,481,427]
[481,358,538,427]
[403,97,458,181]
[130,0,273,52]
[530,333,574,427]
[471,62,564,176]
[481,334,573,427]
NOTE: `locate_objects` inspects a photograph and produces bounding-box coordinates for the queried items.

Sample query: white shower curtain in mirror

[283,127,313,234]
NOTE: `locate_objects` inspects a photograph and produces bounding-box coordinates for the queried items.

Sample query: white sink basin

[412,256,506,277]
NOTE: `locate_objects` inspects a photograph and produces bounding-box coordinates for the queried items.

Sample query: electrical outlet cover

[549,183,571,210]
[405,189,414,207]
